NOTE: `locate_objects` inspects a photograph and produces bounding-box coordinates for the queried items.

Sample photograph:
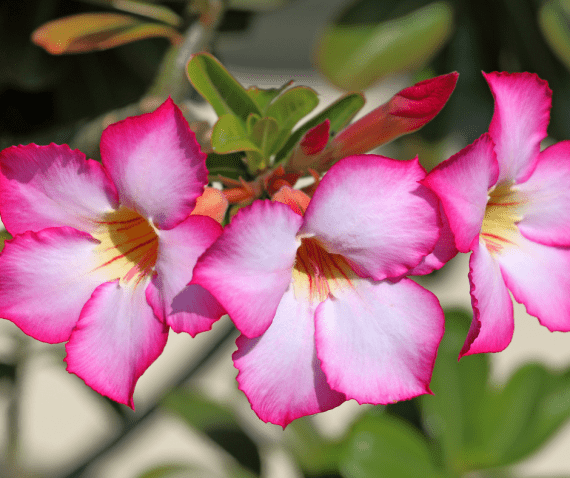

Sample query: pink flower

[190,155,445,427]
[0,98,225,408]
[423,71,570,357]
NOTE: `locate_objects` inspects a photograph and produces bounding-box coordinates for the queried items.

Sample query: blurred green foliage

[156,310,570,477]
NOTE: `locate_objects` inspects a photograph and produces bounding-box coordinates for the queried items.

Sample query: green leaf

[245,113,261,136]
[467,363,549,468]
[206,152,249,181]
[31,13,181,55]
[315,2,454,90]
[162,390,260,477]
[266,86,319,131]
[163,390,237,429]
[187,53,261,121]
[137,464,205,478]
[246,80,293,114]
[285,418,343,475]
[274,92,365,165]
[250,117,279,157]
[80,0,183,27]
[211,115,261,154]
[539,0,570,72]
[340,414,446,478]
[497,365,570,465]
[420,309,489,473]
[266,86,319,153]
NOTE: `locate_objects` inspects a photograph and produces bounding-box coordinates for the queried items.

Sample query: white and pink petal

[65,279,169,408]
[233,286,346,428]
[497,230,570,333]
[100,98,208,230]
[460,239,514,356]
[408,202,457,275]
[515,141,570,247]
[423,134,498,252]
[146,214,224,335]
[0,227,109,343]
[192,200,302,338]
[0,144,118,236]
[315,277,444,404]
[300,154,440,281]
[484,71,551,183]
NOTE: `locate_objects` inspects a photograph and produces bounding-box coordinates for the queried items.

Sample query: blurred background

[3,0,570,477]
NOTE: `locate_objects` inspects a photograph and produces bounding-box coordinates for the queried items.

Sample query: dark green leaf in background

[420,309,489,474]
[206,152,249,181]
[539,0,570,72]
[137,464,207,478]
[315,1,454,91]
[162,390,260,477]
[340,414,446,478]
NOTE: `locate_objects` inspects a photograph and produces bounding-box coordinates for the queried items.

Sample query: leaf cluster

[187,52,364,177]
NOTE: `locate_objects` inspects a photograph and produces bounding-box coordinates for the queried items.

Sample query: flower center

[91,207,159,285]
[480,181,524,254]
[292,237,355,303]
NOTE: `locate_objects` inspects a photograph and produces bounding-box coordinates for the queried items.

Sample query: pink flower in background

[0,98,225,408]
[424,71,570,357]
[191,155,445,427]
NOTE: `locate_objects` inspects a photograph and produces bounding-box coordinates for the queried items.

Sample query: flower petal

[167,284,225,336]
[423,134,498,252]
[146,215,224,336]
[496,230,570,332]
[272,185,311,216]
[315,278,444,404]
[408,203,458,275]
[516,141,570,247]
[100,98,208,230]
[484,71,551,183]
[65,279,168,408]
[0,227,107,343]
[191,187,228,224]
[233,286,346,428]
[460,239,514,357]
[192,200,302,338]
[0,143,118,236]
[300,155,440,280]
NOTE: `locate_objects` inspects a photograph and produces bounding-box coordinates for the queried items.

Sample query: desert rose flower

[424,71,570,357]
[0,98,225,407]
[190,154,445,427]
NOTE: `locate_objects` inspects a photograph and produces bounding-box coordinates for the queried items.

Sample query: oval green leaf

[539,0,570,72]
[211,114,261,154]
[315,2,454,90]
[250,117,280,156]
[187,53,261,121]
[31,13,181,55]
[340,414,446,478]
[266,86,319,131]
[246,80,293,114]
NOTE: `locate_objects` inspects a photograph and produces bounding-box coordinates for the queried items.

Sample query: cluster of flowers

[0,71,568,427]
